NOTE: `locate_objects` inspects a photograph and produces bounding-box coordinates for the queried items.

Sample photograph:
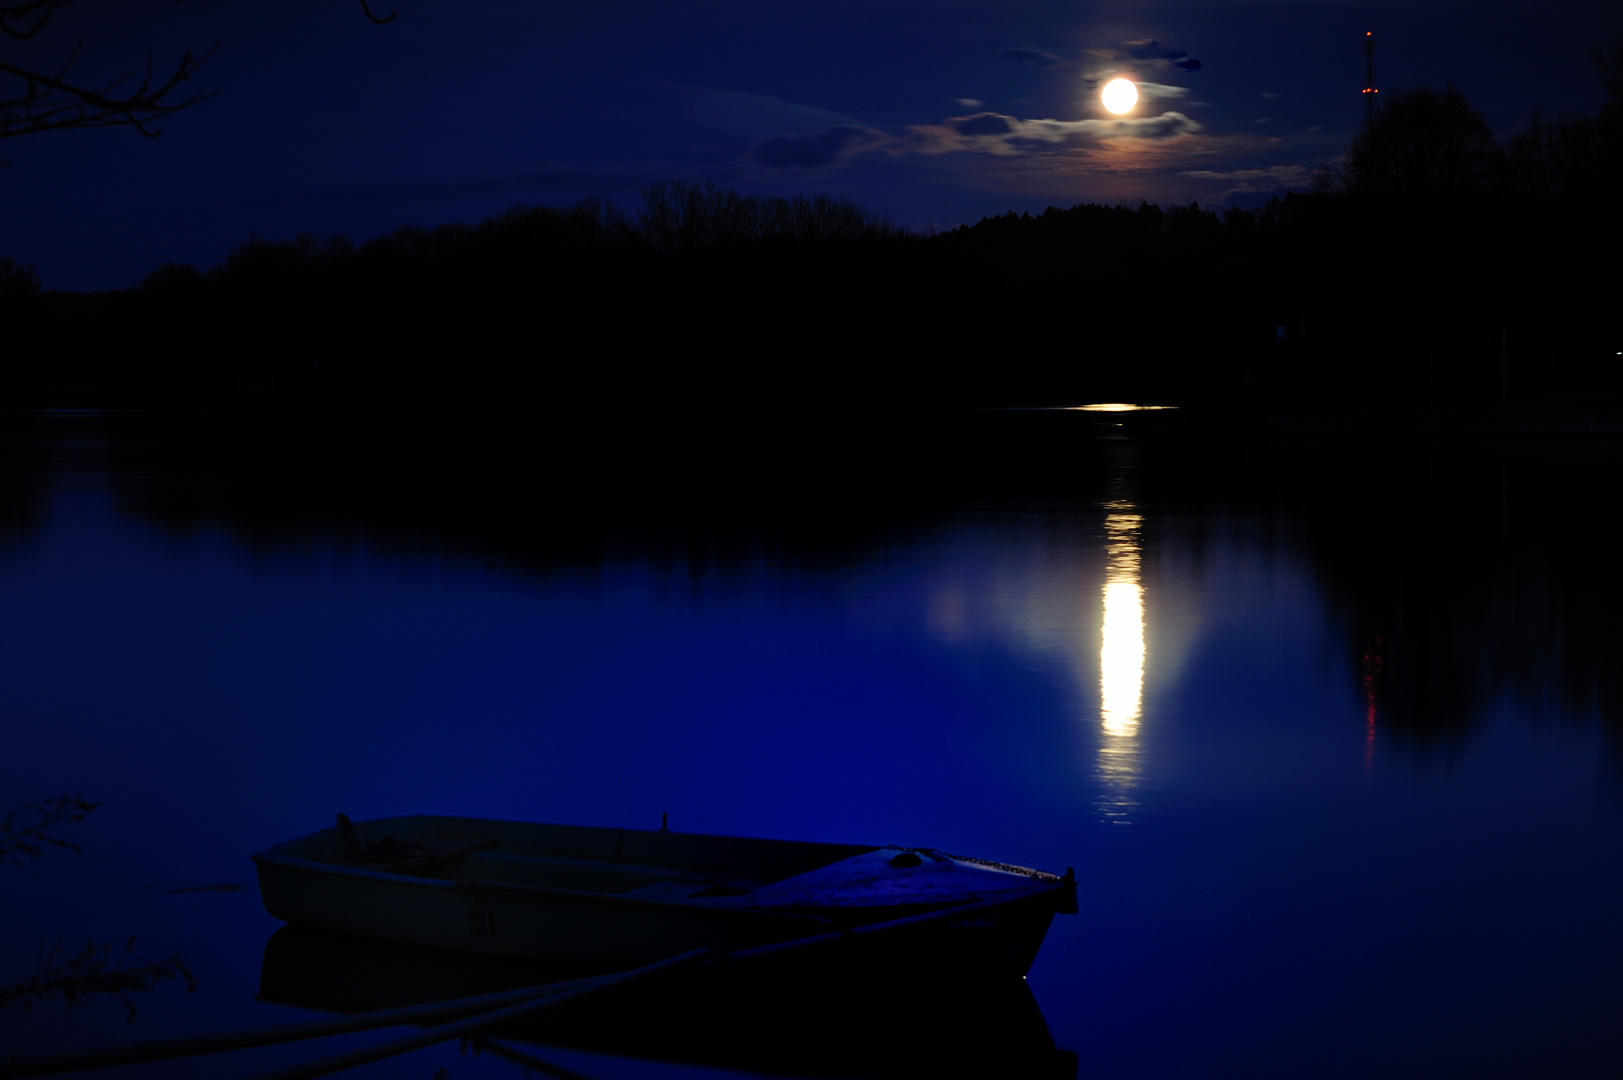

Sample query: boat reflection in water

[259,925,1076,1079]
[1096,503,1145,825]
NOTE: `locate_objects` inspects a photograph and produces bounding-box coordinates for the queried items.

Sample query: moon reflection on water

[1097,504,1145,824]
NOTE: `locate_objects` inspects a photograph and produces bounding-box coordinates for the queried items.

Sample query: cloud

[999,48,1069,71]
[1261,92,1282,100]
[954,114,1014,136]
[1124,39,1188,62]
[1088,39,1203,81]
[752,126,888,168]
[1121,112,1204,140]
[908,110,1203,156]
[1179,165,1313,199]
[858,123,1316,210]
[682,88,865,140]
[955,98,984,109]
[676,87,889,169]
[1134,82,1191,102]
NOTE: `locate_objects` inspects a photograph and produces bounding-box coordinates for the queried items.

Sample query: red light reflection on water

[1362,636,1382,777]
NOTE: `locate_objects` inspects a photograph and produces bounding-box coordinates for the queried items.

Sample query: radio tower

[1362,31,1379,122]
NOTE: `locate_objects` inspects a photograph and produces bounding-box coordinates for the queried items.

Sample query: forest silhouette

[3,52,1620,410]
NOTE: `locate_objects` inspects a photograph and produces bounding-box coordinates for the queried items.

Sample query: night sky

[4,0,1620,292]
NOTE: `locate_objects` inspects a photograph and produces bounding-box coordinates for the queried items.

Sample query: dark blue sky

[4,1,1619,291]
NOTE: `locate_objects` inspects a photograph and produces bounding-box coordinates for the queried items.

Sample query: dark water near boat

[2,406,1621,1079]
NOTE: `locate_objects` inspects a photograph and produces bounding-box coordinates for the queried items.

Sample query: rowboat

[252,814,1076,977]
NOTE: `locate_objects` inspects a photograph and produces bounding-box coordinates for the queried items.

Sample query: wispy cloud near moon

[687,64,1302,209]
[1123,39,1203,72]
[998,47,1072,71]
[1179,165,1312,199]
[681,88,867,139]
[907,110,1203,155]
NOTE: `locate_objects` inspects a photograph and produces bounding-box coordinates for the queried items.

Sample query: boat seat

[345,834,498,874]
[448,849,712,895]
[621,879,714,901]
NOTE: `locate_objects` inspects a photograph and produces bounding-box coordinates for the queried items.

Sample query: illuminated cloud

[1121,112,1204,140]
[1084,38,1204,85]
[700,68,1294,204]
[908,110,1202,155]
[891,120,1321,208]
[954,114,1014,136]
[1133,82,1193,103]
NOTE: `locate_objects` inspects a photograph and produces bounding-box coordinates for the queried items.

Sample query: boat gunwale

[251,816,1069,921]
[251,815,882,875]
[252,854,853,923]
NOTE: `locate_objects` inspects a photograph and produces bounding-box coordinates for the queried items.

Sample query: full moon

[1101,78,1138,115]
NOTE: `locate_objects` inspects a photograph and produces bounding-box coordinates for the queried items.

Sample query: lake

[2,405,1620,1079]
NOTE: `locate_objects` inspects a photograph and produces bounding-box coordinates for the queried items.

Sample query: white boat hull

[253,815,1072,976]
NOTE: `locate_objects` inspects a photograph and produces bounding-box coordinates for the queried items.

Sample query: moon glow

[1102,78,1138,115]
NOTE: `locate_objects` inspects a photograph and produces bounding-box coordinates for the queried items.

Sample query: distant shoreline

[11,386,1623,439]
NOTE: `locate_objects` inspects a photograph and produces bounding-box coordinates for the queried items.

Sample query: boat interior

[274,814,880,899]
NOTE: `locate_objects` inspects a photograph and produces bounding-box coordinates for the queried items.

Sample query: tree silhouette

[1495,35,1623,204]
[0,1,395,145]
[1321,83,1494,199]
[0,253,39,303]
[1595,33,1623,106]
[1496,110,1608,202]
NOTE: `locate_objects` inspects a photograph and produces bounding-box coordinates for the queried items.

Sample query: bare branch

[0,937,196,1023]
[357,0,397,25]
[2,2,396,142]
[0,40,218,139]
[0,794,100,865]
[0,1,69,42]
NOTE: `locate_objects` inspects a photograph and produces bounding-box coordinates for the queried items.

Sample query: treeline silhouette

[7,186,991,404]
[4,48,1621,408]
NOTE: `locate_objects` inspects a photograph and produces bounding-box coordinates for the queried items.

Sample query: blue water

[2,413,1620,1078]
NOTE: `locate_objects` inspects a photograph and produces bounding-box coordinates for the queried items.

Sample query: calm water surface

[2,410,1620,1078]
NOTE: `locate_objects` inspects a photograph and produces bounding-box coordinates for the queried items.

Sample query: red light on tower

[1362,31,1378,120]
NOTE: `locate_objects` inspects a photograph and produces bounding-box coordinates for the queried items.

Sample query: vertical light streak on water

[1097,505,1145,824]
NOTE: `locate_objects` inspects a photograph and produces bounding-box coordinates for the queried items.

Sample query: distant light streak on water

[1067,404,1177,412]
